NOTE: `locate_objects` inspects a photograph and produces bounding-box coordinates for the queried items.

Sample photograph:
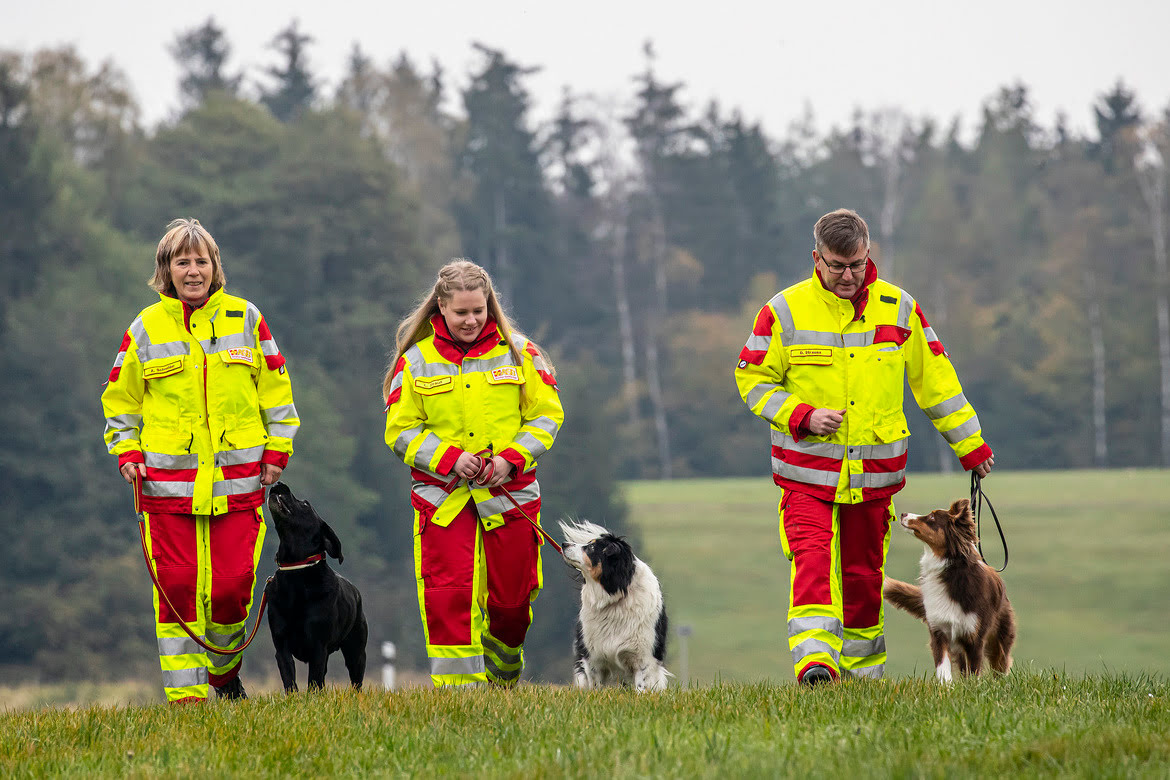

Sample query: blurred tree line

[1,18,1168,685]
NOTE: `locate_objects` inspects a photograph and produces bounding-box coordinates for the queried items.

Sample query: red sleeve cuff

[436,446,464,476]
[789,404,816,442]
[960,443,993,470]
[261,450,290,469]
[498,448,527,474]
[118,450,145,467]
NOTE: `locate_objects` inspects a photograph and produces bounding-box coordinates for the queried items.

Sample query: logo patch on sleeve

[226,347,254,364]
[490,366,520,382]
[738,360,749,369]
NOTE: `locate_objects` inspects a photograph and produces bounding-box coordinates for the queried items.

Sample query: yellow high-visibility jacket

[735,263,991,504]
[384,315,563,531]
[101,289,299,515]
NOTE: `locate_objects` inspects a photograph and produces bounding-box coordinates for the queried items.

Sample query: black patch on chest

[225,310,244,317]
[880,295,897,304]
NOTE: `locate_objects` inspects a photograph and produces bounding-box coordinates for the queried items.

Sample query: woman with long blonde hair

[383,259,563,687]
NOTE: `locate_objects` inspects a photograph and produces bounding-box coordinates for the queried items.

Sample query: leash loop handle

[133,471,270,656]
[971,471,1008,572]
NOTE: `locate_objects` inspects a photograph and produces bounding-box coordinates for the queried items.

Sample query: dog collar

[277,553,324,571]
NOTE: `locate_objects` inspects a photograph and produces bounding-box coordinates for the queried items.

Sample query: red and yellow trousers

[413,500,543,687]
[142,508,266,702]
[778,490,893,681]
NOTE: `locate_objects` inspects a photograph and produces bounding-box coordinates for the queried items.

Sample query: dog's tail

[882,577,927,621]
[558,518,611,547]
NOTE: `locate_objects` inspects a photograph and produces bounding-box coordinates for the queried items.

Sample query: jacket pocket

[219,347,258,368]
[872,414,909,443]
[485,365,525,385]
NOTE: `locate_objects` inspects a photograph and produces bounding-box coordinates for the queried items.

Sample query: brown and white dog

[883,499,1015,683]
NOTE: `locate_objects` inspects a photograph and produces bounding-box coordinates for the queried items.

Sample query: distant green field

[622,469,1170,684]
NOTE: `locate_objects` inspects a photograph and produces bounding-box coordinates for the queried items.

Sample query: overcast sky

[5,0,1170,141]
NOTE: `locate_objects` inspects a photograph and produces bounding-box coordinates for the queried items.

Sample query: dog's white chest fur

[579,561,662,668]
[918,550,979,641]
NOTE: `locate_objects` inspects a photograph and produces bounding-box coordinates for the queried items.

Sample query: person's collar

[429,314,503,362]
[813,258,878,321]
[159,286,222,312]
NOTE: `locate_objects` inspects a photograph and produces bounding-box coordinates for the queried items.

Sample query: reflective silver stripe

[526,416,559,437]
[923,326,940,343]
[788,616,843,637]
[430,655,485,676]
[849,470,905,489]
[532,355,550,374]
[513,432,547,458]
[412,483,451,508]
[393,425,425,458]
[924,393,968,420]
[746,383,786,414]
[144,480,196,498]
[860,439,909,460]
[484,655,521,681]
[941,416,981,444]
[162,666,207,689]
[774,459,841,486]
[413,360,461,379]
[139,340,191,361]
[790,330,843,348]
[203,332,251,354]
[387,371,404,396]
[112,351,127,368]
[207,627,244,646]
[158,636,204,656]
[106,413,143,431]
[413,432,444,469]
[244,302,261,338]
[744,333,771,352]
[145,451,199,470]
[213,476,262,497]
[842,636,887,658]
[267,423,298,439]
[215,445,265,467]
[476,484,540,518]
[772,430,847,459]
[845,663,884,680]
[843,331,875,347]
[106,427,140,448]
[481,634,522,665]
[464,354,518,374]
[897,292,915,329]
[260,338,279,357]
[761,387,793,420]
[769,293,796,345]
[792,637,839,665]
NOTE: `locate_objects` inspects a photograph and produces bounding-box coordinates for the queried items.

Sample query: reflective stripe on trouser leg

[779,490,842,680]
[415,501,489,687]
[839,498,893,680]
[206,507,266,686]
[146,511,209,702]
[481,510,544,686]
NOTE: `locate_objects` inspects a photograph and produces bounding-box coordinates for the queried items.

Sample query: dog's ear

[321,520,344,563]
[950,498,971,517]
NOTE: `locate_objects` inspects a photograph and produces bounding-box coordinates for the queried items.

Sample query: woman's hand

[453,451,482,481]
[261,464,283,486]
[481,456,514,488]
[119,461,146,485]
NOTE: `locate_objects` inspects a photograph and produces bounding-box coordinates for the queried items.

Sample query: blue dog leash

[971,471,1008,572]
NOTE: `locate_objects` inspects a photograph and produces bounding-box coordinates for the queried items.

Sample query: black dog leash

[971,471,1008,572]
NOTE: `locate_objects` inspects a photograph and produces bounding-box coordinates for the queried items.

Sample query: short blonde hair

[149,218,227,296]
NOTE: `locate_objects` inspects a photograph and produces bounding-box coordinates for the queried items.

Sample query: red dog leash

[133,471,271,656]
[444,450,563,555]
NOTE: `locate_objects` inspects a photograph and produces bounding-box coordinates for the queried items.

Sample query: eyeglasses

[820,254,868,275]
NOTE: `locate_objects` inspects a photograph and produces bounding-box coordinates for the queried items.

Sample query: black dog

[266,482,367,692]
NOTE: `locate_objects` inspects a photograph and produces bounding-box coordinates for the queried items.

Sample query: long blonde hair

[381,259,556,401]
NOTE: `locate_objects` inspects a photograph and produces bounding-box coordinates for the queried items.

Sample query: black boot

[215,676,247,700]
[799,666,834,687]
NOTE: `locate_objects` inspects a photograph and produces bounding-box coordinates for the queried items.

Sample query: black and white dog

[559,520,670,692]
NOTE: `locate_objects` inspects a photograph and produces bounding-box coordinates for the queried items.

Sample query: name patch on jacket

[488,366,521,383]
[414,375,454,394]
[789,347,833,366]
[226,347,254,365]
[143,357,184,379]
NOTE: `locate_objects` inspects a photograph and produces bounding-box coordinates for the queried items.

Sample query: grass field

[622,469,1170,684]
[1,673,1166,777]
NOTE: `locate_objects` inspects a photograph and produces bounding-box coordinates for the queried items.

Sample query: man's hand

[119,461,146,485]
[261,463,283,486]
[807,408,846,436]
[973,455,995,478]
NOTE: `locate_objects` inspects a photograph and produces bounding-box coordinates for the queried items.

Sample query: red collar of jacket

[158,288,224,330]
[429,314,506,362]
[813,258,879,321]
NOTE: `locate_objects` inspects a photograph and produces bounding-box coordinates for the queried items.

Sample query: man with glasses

[735,208,993,686]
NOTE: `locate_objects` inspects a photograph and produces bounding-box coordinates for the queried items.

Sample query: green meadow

[623,469,1170,683]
